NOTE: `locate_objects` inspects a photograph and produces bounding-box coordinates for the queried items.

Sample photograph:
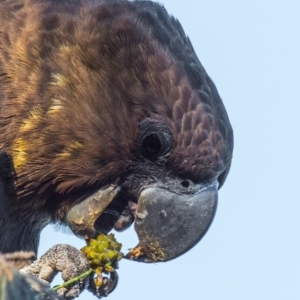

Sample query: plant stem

[53,268,93,291]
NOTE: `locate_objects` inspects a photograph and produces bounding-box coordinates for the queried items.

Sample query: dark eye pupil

[142,134,162,155]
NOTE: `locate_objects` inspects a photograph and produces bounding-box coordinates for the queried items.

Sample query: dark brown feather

[0,0,233,250]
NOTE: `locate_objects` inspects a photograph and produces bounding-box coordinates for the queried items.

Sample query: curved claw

[88,269,119,298]
[103,269,119,295]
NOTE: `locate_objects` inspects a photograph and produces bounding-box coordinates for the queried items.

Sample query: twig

[53,268,93,291]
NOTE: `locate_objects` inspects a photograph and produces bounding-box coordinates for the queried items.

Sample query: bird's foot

[19,244,120,299]
[20,244,90,299]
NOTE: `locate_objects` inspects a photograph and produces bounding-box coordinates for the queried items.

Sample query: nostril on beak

[181,180,190,188]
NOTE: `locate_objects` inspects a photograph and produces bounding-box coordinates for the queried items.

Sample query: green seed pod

[96,244,105,253]
[81,233,123,270]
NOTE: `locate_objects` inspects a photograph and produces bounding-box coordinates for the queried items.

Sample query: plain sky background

[39,0,300,299]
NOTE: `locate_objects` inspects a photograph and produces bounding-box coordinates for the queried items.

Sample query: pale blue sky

[40,1,300,299]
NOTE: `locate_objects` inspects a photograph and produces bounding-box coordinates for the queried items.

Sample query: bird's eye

[139,118,172,161]
[142,134,162,156]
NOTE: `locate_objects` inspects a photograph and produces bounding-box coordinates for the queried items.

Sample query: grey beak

[126,182,218,262]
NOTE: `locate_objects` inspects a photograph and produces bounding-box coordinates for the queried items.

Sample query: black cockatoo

[0,0,233,296]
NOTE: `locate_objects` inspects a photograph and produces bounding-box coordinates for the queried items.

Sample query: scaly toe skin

[20,244,90,299]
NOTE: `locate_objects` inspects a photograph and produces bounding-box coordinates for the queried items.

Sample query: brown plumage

[0,0,233,265]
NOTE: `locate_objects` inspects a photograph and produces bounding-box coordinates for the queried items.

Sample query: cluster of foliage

[81,233,123,287]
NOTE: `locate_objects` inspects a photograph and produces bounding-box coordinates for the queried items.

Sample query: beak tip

[124,245,158,263]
